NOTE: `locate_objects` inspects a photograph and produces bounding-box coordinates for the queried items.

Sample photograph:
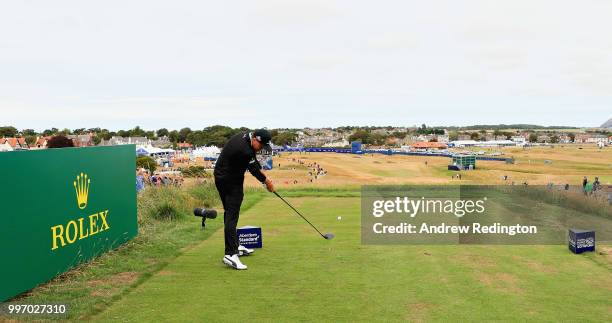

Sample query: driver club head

[323,233,335,240]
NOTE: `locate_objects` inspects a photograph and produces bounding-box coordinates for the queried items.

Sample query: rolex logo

[73,173,91,209]
[51,172,109,251]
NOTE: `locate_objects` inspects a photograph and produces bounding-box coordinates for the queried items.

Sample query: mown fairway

[96,191,612,322]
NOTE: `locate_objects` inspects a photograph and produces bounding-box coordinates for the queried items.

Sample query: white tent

[136,145,175,157]
[192,146,221,159]
[450,140,516,148]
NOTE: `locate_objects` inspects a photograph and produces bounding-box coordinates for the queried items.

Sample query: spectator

[584,181,593,196]
[593,177,601,191]
[136,170,145,193]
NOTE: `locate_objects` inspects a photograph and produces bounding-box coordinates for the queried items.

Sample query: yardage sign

[0,145,138,301]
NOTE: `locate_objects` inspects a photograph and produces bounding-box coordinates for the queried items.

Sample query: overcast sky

[1,0,611,131]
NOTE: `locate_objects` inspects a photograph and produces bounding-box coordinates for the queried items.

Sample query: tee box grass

[96,191,612,322]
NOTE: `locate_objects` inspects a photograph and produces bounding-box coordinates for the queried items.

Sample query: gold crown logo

[73,173,91,209]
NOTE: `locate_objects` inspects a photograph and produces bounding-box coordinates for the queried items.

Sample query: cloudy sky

[1,0,610,131]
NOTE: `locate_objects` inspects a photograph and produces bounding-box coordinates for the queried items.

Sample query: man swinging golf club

[214,129,274,270]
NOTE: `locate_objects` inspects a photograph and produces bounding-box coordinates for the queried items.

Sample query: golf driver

[273,191,334,240]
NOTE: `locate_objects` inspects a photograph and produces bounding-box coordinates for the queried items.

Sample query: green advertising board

[0,145,138,301]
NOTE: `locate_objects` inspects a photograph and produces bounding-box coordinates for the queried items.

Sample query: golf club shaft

[273,191,326,238]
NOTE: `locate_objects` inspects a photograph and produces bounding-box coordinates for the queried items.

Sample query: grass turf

[94,192,612,322]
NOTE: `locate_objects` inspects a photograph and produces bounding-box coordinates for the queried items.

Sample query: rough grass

[187,184,222,208]
[504,186,612,220]
[137,186,193,222]
[178,165,211,178]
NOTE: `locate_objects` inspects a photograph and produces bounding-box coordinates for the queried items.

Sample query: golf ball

[337,216,342,220]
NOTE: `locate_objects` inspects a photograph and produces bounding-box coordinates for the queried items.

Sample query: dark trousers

[215,179,244,256]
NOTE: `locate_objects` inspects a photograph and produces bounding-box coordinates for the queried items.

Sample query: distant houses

[298,129,347,147]
[177,142,193,150]
[0,140,10,151]
[99,136,151,146]
[67,135,95,147]
[511,136,526,144]
[34,136,50,149]
[31,135,96,149]
[537,135,551,143]
[584,134,608,144]
[449,140,516,148]
[573,134,607,144]
[411,142,448,150]
[99,136,171,148]
[1,134,163,152]
[322,139,349,148]
[1,126,610,154]
[0,138,29,151]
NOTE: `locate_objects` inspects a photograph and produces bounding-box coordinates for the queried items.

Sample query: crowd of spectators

[280,157,328,185]
[306,161,327,182]
[136,168,184,193]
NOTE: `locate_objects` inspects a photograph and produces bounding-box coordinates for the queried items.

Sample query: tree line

[0,125,299,148]
[2,124,607,148]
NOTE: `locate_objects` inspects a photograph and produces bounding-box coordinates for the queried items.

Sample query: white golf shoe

[223,254,247,270]
[238,245,254,257]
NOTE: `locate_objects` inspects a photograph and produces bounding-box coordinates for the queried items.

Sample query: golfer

[214,129,275,270]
